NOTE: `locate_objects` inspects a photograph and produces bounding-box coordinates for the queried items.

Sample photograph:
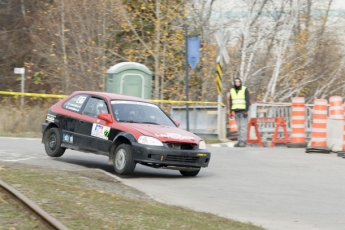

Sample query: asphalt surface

[1,137,345,230]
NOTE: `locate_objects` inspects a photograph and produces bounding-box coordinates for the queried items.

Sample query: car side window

[82,97,109,118]
[62,94,88,112]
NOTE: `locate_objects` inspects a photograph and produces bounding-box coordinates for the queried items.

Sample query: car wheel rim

[49,134,57,150]
[115,149,126,170]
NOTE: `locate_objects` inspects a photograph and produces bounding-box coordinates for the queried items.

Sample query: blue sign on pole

[187,37,200,69]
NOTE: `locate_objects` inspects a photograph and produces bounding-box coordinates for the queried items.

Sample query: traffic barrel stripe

[329,96,343,120]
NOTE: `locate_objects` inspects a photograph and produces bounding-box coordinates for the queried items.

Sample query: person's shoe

[239,142,246,147]
[234,142,241,147]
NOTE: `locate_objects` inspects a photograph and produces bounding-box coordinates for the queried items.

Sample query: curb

[208,142,236,148]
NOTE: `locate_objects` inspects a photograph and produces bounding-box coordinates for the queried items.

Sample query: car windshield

[111,100,176,127]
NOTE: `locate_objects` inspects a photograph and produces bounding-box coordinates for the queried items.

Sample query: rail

[0,179,68,230]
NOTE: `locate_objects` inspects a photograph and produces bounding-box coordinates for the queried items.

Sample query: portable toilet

[106,62,152,99]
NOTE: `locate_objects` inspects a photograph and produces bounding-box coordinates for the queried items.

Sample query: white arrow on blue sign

[187,37,200,69]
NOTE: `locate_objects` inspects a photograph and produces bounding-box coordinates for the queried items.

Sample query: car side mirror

[174,120,180,127]
[98,113,113,123]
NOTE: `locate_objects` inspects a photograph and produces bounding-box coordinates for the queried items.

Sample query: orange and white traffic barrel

[229,113,238,133]
[338,101,345,157]
[287,97,307,148]
[305,99,330,153]
[226,93,238,139]
[329,96,343,120]
[328,96,344,156]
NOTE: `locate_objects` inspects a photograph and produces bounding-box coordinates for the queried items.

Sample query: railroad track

[0,179,68,230]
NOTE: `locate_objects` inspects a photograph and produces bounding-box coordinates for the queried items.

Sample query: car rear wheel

[114,144,136,175]
[44,127,65,157]
[179,168,200,177]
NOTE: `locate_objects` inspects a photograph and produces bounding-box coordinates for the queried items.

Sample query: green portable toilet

[106,62,152,99]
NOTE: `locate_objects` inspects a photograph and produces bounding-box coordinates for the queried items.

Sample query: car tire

[179,168,200,177]
[44,127,66,157]
[113,144,136,175]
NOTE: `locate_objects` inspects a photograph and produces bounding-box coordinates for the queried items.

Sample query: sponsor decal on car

[62,133,73,143]
[155,133,195,140]
[64,102,82,112]
[91,123,110,140]
[46,114,56,122]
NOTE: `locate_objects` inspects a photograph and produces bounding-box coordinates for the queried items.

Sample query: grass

[0,164,265,230]
[203,138,223,144]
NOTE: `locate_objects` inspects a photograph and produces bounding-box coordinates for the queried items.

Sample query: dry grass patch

[0,104,48,137]
[0,164,265,230]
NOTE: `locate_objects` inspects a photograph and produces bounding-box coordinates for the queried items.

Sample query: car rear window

[62,94,88,112]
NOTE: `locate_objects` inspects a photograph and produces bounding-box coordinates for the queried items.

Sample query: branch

[109,0,154,57]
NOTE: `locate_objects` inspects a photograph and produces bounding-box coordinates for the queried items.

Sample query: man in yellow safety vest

[229,77,251,147]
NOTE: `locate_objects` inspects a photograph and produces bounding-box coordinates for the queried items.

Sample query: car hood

[124,123,201,143]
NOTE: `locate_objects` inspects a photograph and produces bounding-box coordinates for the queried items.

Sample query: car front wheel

[179,168,200,177]
[113,144,136,175]
[44,127,65,157]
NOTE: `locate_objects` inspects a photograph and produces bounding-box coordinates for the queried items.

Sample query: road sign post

[215,30,230,140]
[184,25,200,131]
[14,68,25,110]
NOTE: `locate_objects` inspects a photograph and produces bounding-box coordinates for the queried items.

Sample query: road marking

[0,150,45,162]
[0,137,40,141]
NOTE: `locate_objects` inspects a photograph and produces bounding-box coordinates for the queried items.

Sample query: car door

[74,96,111,155]
[59,94,89,149]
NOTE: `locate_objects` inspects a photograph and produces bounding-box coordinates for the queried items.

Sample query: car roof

[71,91,150,103]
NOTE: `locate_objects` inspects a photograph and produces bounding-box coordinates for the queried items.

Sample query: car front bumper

[131,142,211,168]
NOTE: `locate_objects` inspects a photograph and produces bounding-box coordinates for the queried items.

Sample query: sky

[331,0,345,9]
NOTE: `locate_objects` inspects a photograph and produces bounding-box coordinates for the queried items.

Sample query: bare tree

[263,0,299,102]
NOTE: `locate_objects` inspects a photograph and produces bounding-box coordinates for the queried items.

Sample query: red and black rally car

[42,91,211,176]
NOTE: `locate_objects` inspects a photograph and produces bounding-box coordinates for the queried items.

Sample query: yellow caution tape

[0,91,66,99]
[0,91,225,106]
[151,99,225,106]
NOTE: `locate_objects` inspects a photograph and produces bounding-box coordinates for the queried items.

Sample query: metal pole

[21,72,24,111]
[184,24,190,131]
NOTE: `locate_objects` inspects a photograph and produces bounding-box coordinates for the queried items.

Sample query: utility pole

[184,24,190,131]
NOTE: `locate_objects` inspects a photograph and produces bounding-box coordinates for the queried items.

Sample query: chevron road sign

[214,30,230,95]
[216,62,222,95]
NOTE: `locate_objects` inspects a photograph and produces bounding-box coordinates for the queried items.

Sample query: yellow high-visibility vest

[230,86,246,110]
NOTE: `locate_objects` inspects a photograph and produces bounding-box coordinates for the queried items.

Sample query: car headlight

[199,140,207,150]
[138,136,163,146]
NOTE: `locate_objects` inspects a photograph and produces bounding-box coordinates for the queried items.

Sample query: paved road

[1,137,345,230]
